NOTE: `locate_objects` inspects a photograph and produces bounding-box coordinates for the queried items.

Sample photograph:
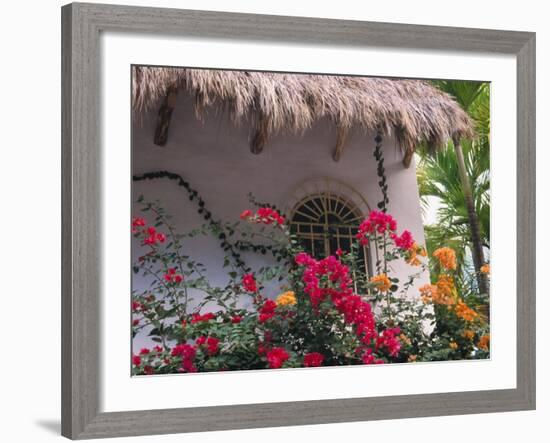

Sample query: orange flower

[399,333,412,346]
[419,282,454,306]
[436,274,455,299]
[406,242,427,266]
[462,330,475,341]
[370,273,391,293]
[433,247,457,271]
[276,291,297,307]
[449,341,458,350]
[419,284,438,304]
[455,300,478,322]
[419,274,456,306]
[480,264,490,274]
[478,334,490,351]
[408,354,417,362]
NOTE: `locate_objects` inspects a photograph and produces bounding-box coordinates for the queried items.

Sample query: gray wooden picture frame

[61,2,536,439]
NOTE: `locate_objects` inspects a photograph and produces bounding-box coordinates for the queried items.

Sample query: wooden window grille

[289,192,373,292]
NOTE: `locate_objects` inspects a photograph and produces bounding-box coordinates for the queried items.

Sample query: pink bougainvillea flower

[392,230,415,250]
[242,273,258,293]
[240,209,253,220]
[191,312,216,324]
[206,337,220,355]
[171,343,196,359]
[266,347,290,369]
[258,299,277,323]
[132,217,146,227]
[294,252,316,267]
[171,343,197,372]
[132,217,146,233]
[361,348,384,365]
[241,207,285,225]
[356,211,397,245]
[195,335,220,355]
[164,268,184,284]
[140,225,167,246]
[303,352,324,367]
[256,207,285,225]
[375,327,402,357]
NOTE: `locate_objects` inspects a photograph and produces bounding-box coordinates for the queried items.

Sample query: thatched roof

[132,66,474,164]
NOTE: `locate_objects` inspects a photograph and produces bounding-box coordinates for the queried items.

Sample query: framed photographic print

[61,2,536,439]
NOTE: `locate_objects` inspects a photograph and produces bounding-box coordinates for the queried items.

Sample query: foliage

[131,198,490,375]
[418,80,490,292]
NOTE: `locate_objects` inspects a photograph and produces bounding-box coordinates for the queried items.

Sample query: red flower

[141,225,167,246]
[132,217,146,227]
[191,312,216,324]
[242,273,258,293]
[139,348,150,355]
[392,230,415,250]
[241,207,285,225]
[164,268,184,284]
[132,301,142,311]
[356,211,397,245]
[132,319,140,327]
[266,347,290,369]
[171,343,196,358]
[132,355,141,366]
[206,337,220,355]
[375,327,401,357]
[240,209,253,220]
[335,248,344,257]
[295,252,316,267]
[256,207,285,225]
[171,343,197,372]
[153,345,163,353]
[361,348,384,365]
[231,315,242,324]
[303,352,324,367]
[258,299,277,323]
[296,253,354,308]
[132,217,146,233]
[143,365,154,375]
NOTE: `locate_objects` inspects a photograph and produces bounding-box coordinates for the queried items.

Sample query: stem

[452,138,489,295]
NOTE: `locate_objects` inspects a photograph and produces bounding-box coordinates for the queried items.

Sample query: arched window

[289,191,373,285]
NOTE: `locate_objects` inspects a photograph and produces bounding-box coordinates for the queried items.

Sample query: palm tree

[419,80,490,295]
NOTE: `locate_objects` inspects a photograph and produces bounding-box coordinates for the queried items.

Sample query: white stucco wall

[132,94,431,346]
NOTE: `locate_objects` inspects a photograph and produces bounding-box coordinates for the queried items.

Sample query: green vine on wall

[373,130,389,212]
[132,171,289,272]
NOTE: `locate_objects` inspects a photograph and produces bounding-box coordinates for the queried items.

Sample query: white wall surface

[0,1,546,442]
[131,92,430,322]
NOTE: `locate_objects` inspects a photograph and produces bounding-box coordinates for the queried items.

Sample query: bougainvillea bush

[131,199,490,375]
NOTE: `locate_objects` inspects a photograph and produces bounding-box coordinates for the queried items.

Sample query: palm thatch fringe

[133,66,474,160]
